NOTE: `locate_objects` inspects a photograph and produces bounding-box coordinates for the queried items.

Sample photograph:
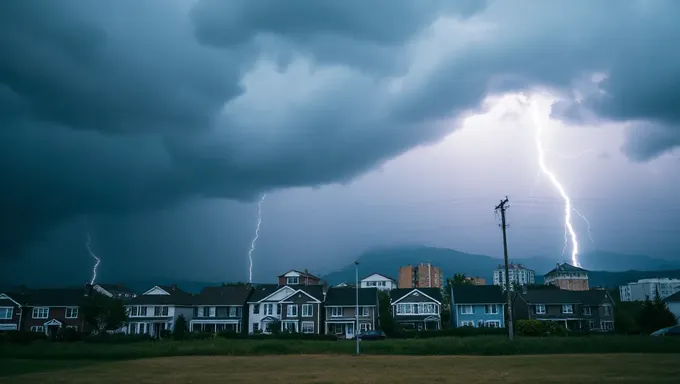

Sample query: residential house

[278,270,322,286]
[389,288,443,330]
[125,285,194,337]
[450,284,506,328]
[0,292,24,331]
[663,291,680,323]
[324,287,379,338]
[247,284,325,334]
[92,284,137,301]
[513,288,615,331]
[190,285,252,333]
[544,263,590,291]
[361,273,396,291]
[21,288,88,335]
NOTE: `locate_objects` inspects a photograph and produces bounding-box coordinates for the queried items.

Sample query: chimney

[522,284,528,295]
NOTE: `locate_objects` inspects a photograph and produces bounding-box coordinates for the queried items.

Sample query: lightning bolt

[248,193,266,283]
[86,230,101,285]
[530,102,581,267]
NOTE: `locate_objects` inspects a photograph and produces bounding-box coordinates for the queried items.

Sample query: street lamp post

[355,260,360,356]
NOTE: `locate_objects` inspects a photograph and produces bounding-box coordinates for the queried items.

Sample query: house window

[252,305,259,315]
[359,323,371,332]
[562,304,574,314]
[460,305,474,315]
[229,307,238,317]
[130,306,147,317]
[302,304,313,317]
[485,304,499,314]
[360,307,370,317]
[286,277,299,285]
[31,326,44,333]
[601,321,614,331]
[287,305,298,317]
[535,304,546,314]
[588,321,595,329]
[582,306,592,316]
[302,321,315,334]
[460,321,475,327]
[485,320,501,328]
[277,304,282,315]
[331,307,343,317]
[65,307,79,319]
[253,323,259,332]
[32,307,49,319]
[264,303,274,316]
[0,307,13,319]
[208,307,216,317]
[154,306,169,317]
[283,321,297,332]
[603,305,612,316]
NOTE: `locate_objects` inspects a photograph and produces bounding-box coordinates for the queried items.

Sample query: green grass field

[2,335,680,361]
[2,354,679,383]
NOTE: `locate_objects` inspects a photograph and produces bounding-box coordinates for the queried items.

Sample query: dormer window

[287,276,299,285]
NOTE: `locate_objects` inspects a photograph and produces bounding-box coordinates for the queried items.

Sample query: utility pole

[495,197,514,340]
[355,261,360,356]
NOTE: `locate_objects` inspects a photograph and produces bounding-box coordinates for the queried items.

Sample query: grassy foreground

[3,354,680,383]
[2,335,680,360]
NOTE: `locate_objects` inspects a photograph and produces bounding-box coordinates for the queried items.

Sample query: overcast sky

[1,0,679,286]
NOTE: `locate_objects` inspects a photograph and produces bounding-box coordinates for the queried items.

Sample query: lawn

[2,354,679,383]
[2,335,680,360]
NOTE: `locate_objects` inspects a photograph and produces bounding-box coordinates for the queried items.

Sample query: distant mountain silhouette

[320,246,680,288]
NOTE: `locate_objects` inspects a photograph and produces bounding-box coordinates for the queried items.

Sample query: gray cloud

[1,0,679,256]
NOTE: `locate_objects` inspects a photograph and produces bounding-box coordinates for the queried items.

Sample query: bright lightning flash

[248,193,266,283]
[530,102,581,267]
[86,231,101,285]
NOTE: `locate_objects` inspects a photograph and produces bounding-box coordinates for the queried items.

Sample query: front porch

[326,320,373,339]
[190,319,241,333]
[127,320,172,337]
[536,318,584,331]
[396,316,441,331]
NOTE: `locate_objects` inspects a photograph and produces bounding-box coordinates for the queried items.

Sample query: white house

[247,284,325,334]
[124,285,194,337]
[360,273,396,291]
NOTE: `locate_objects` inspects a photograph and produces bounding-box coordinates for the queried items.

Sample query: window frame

[0,307,13,320]
[331,307,343,317]
[302,304,313,317]
[32,307,49,319]
[286,276,299,285]
[301,321,315,334]
[286,304,298,317]
[535,304,546,314]
[65,307,79,319]
[460,305,474,315]
[562,304,574,314]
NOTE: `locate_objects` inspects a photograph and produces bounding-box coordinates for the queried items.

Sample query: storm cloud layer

[1,0,679,256]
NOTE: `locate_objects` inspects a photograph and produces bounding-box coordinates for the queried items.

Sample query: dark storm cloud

[1,0,678,256]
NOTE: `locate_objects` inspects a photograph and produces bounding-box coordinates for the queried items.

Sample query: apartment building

[493,264,535,288]
[619,278,680,302]
[398,263,442,289]
[544,263,589,291]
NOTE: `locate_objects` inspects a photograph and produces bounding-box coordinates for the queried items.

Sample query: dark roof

[0,298,19,307]
[95,284,137,295]
[127,285,194,306]
[278,269,321,280]
[361,273,396,282]
[664,291,680,303]
[325,287,377,306]
[518,289,612,305]
[545,262,588,275]
[451,284,505,304]
[247,284,281,302]
[288,284,325,301]
[194,285,252,305]
[390,288,443,303]
[24,288,86,307]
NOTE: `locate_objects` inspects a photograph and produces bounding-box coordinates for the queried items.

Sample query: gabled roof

[127,285,194,306]
[285,285,325,302]
[23,288,86,307]
[193,285,252,306]
[278,269,321,280]
[545,262,588,275]
[361,273,396,282]
[390,288,443,304]
[247,284,281,303]
[518,289,612,305]
[664,291,680,303]
[0,293,22,307]
[451,284,505,305]
[95,284,137,295]
[325,287,377,306]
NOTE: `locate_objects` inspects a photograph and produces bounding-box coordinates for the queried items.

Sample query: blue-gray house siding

[450,284,506,328]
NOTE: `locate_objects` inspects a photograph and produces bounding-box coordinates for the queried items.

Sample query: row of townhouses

[1,269,623,336]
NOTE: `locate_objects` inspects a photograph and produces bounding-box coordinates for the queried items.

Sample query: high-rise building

[493,264,535,288]
[619,278,680,302]
[544,263,589,291]
[398,263,442,288]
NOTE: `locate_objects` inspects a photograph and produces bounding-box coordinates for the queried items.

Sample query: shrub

[1,331,47,344]
[216,332,337,341]
[83,333,152,344]
[173,315,189,340]
[515,320,568,337]
[390,327,506,339]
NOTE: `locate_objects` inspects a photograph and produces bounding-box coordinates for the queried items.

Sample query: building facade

[398,263,442,288]
[450,285,505,328]
[492,264,535,288]
[360,273,396,291]
[544,263,589,291]
[619,278,680,302]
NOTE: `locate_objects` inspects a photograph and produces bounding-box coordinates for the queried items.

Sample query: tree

[637,292,677,333]
[83,294,128,335]
[173,314,189,340]
[377,291,398,335]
